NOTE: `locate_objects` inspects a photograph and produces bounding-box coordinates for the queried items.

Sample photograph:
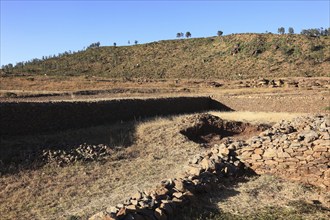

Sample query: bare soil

[179,113,270,145]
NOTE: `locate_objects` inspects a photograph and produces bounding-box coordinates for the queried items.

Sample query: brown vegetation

[2,34,330,79]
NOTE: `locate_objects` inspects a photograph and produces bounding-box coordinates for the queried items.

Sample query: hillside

[2,33,330,79]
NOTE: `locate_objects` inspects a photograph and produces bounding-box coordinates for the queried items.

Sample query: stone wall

[89,115,329,220]
[238,115,330,189]
[89,132,246,220]
[0,97,230,136]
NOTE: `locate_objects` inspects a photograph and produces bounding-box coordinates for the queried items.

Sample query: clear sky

[1,0,329,66]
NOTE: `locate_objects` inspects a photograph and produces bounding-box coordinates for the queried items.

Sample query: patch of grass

[175,205,309,220]
[177,175,330,220]
[288,200,330,215]
[176,200,330,220]
[174,206,237,220]
[209,111,306,125]
[325,106,330,111]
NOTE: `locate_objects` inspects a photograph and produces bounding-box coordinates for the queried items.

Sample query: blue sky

[1,0,329,66]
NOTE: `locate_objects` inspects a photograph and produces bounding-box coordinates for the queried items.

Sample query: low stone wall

[89,134,246,220]
[0,97,230,136]
[89,115,329,220]
[238,115,330,189]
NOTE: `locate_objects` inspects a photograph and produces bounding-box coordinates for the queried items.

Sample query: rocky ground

[89,114,330,220]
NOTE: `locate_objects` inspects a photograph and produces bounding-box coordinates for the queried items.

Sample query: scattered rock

[42,143,113,166]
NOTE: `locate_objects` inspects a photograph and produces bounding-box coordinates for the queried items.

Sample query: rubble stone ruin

[89,114,330,220]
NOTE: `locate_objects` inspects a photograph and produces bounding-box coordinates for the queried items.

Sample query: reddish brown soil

[180,114,270,145]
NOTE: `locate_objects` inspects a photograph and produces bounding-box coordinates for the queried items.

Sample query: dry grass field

[2,109,329,220]
[1,114,201,220]
[176,175,330,220]
[211,111,306,124]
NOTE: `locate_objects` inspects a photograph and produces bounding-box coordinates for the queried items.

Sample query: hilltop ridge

[2,33,330,79]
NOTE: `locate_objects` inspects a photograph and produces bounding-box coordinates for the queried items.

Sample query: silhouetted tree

[300,28,329,37]
[288,27,294,34]
[113,42,117,46]
[134,40,138,45]
[128,40,130,44]
[217,30,223,36]
[3,63,13,72]
[87,42,100,49]
[185,31,191,38]
[176,32,184,38]
[278,27,285,34]
[15,62,24,68]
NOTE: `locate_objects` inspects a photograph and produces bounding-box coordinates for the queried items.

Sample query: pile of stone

[42,143,114,166]
[238,115,330,188]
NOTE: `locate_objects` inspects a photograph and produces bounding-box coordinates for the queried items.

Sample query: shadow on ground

[174,171,257,220]
[0,121,137,175]
[0,98,233,175]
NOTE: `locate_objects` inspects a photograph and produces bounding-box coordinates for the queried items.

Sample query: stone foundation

[238,115,330,189]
